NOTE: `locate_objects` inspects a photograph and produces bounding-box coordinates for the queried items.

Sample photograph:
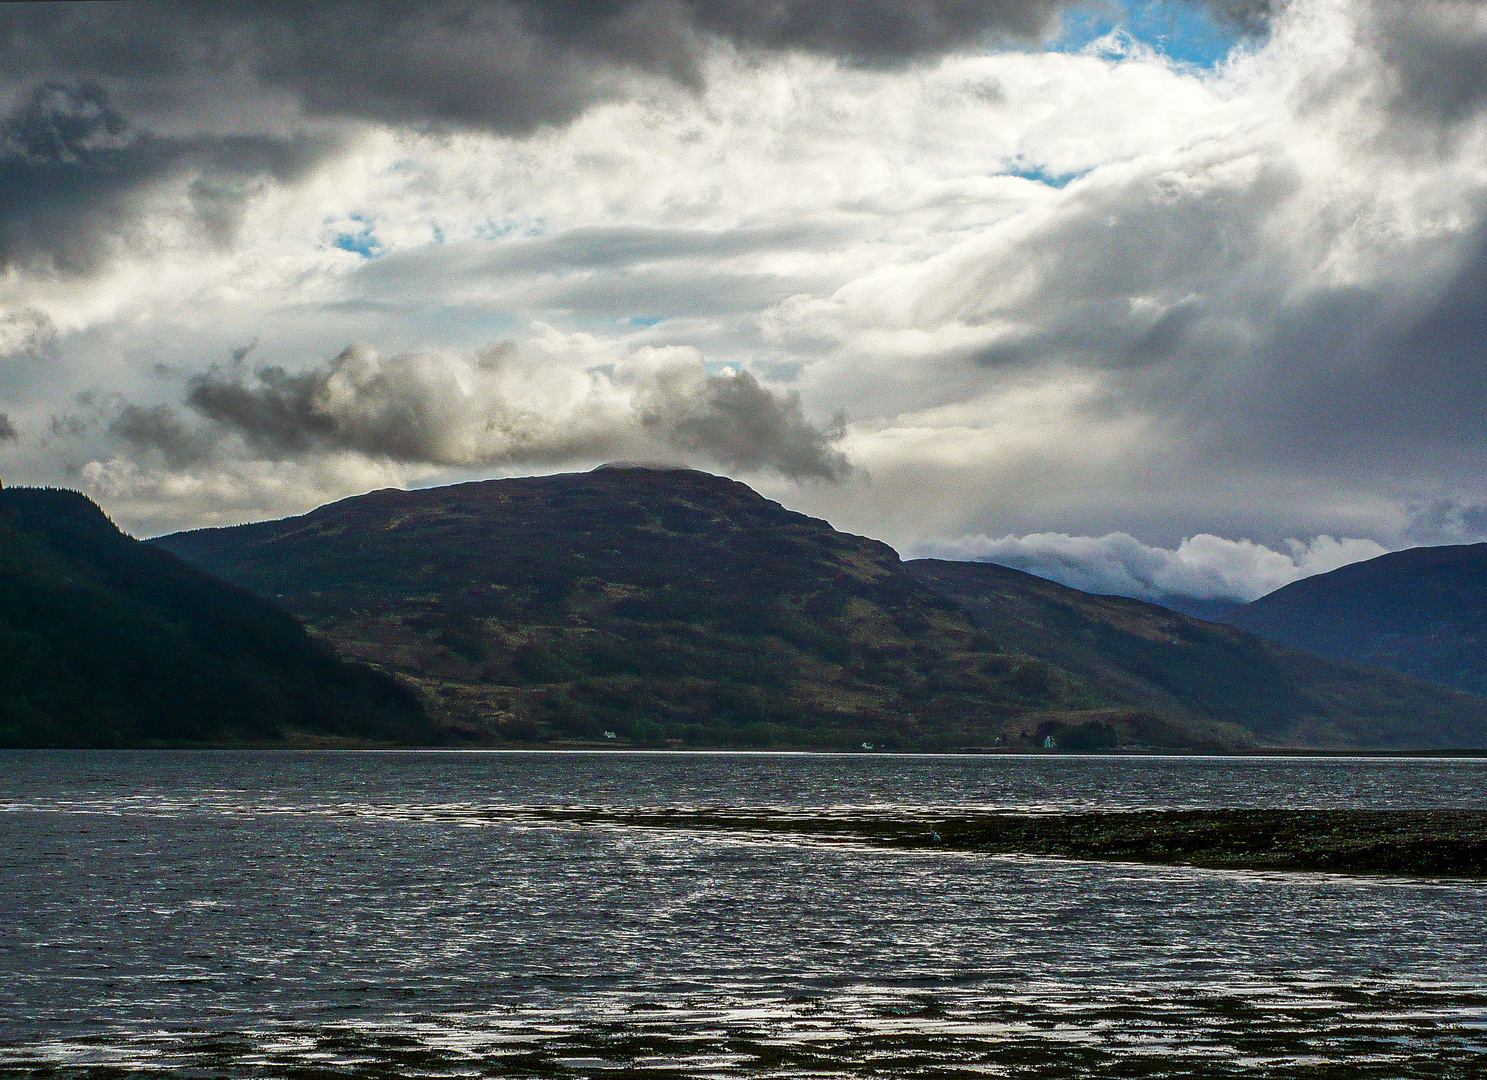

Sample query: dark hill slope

[0,488,430,747]
[1226,544,1487,696]
[907,559,1487,749]
[153,467,1138,750]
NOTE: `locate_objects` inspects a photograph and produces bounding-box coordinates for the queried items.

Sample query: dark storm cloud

[670,0,1069,63]
[0,1,1281,274]
[108,403,214,467]
[1219,233,1487,469]
[1201,0,1283,31]
[170,343,847,480]
[1051,200,1487,487]
[186,363,340,458]
[0,2,1275,133]
[958,153,1303,374]
[638,367,849,480]
[0,82,326,273]
[1358,1,1487,124]
[928,53,1487,521]
[0,413,17,441]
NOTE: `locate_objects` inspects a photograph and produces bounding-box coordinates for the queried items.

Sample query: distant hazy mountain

[1138,594,1244,622]
[1226,544,1487,696]
[0,487,430,747]
[153,466,1487,750]
[909,559,1487,750]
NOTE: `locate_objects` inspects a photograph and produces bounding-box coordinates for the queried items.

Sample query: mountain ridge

[908,558,1487,750]
[1225,542,1487,696]
[151,467,1487,751]
[154,467,1116,750]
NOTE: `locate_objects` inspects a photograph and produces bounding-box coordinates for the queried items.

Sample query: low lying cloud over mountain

[916,531,1390,607]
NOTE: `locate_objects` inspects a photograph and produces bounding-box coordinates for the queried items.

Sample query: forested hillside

[0,487,431,747]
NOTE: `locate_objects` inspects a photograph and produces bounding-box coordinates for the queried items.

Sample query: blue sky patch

[331,215,383,259]
[1002,162,1089,189]
[1053,1,1251,69]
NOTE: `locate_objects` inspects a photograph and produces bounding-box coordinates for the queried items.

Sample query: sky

[2,0,1487,610]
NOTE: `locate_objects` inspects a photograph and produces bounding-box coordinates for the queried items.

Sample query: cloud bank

[1,0,1485,591]
[0,0,1125,133]
[0,1,1269,275]
[916,531,1390,606]
[0,1,1082,272]
[103,340,846,502]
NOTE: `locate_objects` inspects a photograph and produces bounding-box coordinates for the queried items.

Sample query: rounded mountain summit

[149,466,1487,751]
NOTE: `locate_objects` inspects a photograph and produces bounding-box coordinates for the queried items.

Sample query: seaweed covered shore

[497,807,1487,878]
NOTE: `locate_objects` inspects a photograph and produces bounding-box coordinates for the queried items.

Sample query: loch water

[3,750,1487,1078]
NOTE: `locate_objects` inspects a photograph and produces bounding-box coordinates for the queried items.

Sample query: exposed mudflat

[498,806,1487,877]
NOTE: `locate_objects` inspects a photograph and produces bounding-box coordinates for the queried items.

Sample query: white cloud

[914,530,1391,602]
[0,307,55,357]
[76,333,846,533]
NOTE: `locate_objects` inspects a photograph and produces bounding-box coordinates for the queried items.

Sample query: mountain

[0,487,431,748]
[153,466,1163,750]
[152,466,1487,750]
[1226,543,1487,696]
[906,558,1487,749]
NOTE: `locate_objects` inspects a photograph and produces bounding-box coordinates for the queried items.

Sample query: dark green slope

[907,558,1487,750]
[0,487,430,747]
[153,467,1132,750]
[1226,543,1487,696]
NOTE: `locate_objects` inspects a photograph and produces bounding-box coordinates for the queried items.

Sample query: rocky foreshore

[496,807,1487,878]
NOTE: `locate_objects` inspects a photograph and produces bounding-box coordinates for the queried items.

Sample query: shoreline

[489,807,1487,879]
[7,743,1487,757]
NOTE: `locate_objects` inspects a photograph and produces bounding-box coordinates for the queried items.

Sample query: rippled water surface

[3,750,1486,1077]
